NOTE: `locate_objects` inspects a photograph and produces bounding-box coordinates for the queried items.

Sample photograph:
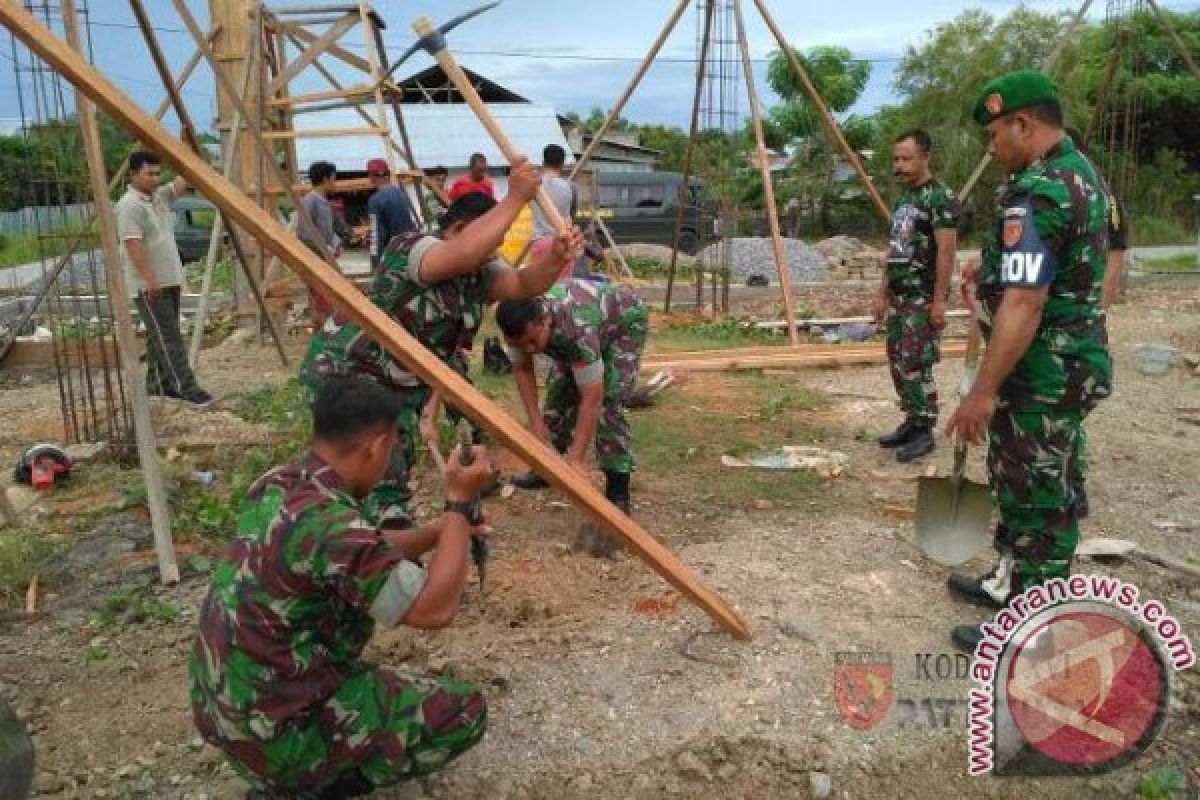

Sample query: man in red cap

[366,157,417,273]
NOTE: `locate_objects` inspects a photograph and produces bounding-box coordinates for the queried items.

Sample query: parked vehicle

[577,172,715,255]
[172,195,216,263]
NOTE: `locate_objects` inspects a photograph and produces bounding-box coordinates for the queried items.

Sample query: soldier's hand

[960,258,981,286]
[552,225,585,262]
[871,290,888,325]
[930,298,947,329]
[507,157,540,204]
[945,390,995,447]
[445,446,493,501]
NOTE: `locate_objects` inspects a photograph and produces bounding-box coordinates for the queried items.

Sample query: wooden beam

[754,309,970,330]
[261,126,387,138]
[643,341,968,372]
[1146,0,1200,81]
[734,0,798,345]
[284,22,372,73]
[61,0,178,584]
[0,1,751,641]
[567,0,692,180]
[267,11,358,96]
[751,0,890,224]
[265,83,375,107]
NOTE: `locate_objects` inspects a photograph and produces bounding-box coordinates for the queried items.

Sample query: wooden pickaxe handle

[412,16,570,236]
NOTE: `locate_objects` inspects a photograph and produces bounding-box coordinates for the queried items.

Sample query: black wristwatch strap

[444,499,479,521]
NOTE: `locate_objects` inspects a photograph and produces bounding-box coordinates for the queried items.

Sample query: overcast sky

[2,0,1198,132]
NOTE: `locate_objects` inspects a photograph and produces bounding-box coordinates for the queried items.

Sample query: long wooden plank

[0,3,750,641]
[643,341,968,372]
[754,310,971,330]
[261,126,386,139]
[265,83,374,107]
[61,0,178,584]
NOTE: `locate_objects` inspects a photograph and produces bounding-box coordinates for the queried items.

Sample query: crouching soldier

[496,279,648,520]
[188,377,494,798]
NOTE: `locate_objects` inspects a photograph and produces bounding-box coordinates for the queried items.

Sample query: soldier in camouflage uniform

[298,161,581,529]
[188,377,497,797]
[945,71,1112,652]
[495,279,648,518]
[872,129,960,462]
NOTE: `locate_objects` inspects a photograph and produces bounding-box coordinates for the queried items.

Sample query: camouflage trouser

[217,666,486,792]
[300,369,424,529]
[544,313,647,474]
[134,286,202,396]
[988,406,1088,589]
[886,297,940,426]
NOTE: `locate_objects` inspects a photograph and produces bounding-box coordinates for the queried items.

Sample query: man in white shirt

[115,150,212,409]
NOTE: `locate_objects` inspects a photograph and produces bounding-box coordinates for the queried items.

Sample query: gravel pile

[697,237,827,285]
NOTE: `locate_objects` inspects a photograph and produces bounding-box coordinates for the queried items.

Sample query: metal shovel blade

[916,474,992,566]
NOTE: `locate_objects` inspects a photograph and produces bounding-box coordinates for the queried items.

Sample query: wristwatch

[444,499,480,522]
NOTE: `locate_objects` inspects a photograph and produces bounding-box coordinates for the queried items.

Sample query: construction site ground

[0,279,1197,799]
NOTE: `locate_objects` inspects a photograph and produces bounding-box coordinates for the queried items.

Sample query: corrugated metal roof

[293,103,572,173]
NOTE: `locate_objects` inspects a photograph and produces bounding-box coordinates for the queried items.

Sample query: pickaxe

[389,3,572,237]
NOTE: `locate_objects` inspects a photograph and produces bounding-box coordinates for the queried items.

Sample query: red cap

[366,158,389,175]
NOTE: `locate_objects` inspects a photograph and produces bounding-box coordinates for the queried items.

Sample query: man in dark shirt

[365,158,417,272]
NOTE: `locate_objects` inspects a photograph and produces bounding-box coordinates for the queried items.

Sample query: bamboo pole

[733,0,799,345]
[750,0,889,223]
[664,0,716,314]
[190,32,258,368]
[1145,0,1200,80]
[60,0,178,584]
[957,0,1095,206]
[0,1,750,641]
[566,0,693,181]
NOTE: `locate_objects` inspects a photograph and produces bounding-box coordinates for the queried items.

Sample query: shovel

[916,311,992,565]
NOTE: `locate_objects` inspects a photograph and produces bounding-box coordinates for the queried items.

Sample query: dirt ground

[0,280,1198,799]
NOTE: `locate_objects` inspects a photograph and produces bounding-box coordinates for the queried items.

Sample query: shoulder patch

[999,196,1058,289]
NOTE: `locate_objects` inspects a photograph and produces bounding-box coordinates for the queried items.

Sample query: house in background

[561,119,661,174]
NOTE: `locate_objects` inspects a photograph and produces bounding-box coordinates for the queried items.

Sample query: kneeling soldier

[189,377,494,797]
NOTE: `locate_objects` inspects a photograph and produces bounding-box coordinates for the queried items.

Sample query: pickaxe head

[377,2,501,86]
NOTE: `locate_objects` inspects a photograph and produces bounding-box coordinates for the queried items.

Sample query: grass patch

[233,379,310,433]
[0,224,95,269]
[651,317,791,353]
[184,256,235,293]
[630,375,832,510]
[0,527,67,611]
[86,573,180,631]
[1142,253,1198,273]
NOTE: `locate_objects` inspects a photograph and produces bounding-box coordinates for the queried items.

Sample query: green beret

[972,70,1059,126]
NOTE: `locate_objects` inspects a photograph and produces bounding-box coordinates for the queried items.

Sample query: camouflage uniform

[509,280,647,474]
[885,180,959,427]
[977,136,1112,589]
[299,233,503,526]
[187,452,486,793]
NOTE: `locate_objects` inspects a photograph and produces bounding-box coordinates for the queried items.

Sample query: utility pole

[210,0,264,322]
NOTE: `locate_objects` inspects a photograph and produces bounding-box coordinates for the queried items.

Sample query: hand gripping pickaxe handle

[410,11,572,236]
[456,419,488,592]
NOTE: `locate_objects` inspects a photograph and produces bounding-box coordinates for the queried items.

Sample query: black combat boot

[877,418,918,448]
[896,425,935,462]
[604,470,632,514]
[947,556,1017,610]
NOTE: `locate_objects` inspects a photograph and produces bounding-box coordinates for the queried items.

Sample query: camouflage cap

[972,70,1059,126]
